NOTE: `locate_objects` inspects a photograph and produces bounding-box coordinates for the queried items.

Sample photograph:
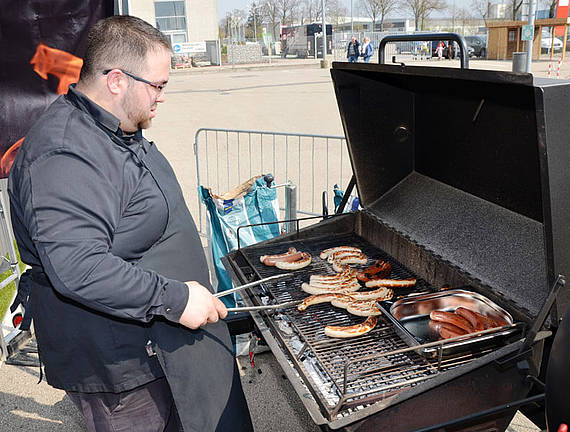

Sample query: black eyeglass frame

[102,69,166,91]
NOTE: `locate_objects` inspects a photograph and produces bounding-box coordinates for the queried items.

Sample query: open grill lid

[330,63,570,320]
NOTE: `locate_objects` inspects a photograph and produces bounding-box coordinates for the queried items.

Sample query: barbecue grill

[222,59,570,430]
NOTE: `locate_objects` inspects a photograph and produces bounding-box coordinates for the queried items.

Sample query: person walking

[346,36,360,63]
[360,37,374,63]
[8,15,253,432]
[436,41,445,60]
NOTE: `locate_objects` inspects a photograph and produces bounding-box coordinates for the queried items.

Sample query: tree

[326,0,349,25]
[471,0,490,25]
[508,0,523,20]
[260,0,300,40]
[401,0,447,30]
[300,0,320,23]
[360,0,382,30]
[247,3,264,40]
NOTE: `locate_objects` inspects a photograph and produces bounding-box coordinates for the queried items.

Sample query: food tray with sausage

[381,289,520,358]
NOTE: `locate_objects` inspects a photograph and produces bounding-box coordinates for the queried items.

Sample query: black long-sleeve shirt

[7,85,202,392]
[9,85,189,323]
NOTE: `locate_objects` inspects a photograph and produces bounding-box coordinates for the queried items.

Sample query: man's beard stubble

[122,90,153,131]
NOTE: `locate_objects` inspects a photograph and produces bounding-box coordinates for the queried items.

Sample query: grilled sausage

[350,287,393,301]
[275,252,311,270]
[429,310,475,333]
[310,268,356,283]
[320,246,362,260]
[324,316,378,338]
[429,320,469,339]
[454,307,486,331]
[301,280,361,295]
[330,295,356,309]
[260,247,298,265]
[308,273,356,288]
[365,278,417,288]
[332,253,368,272]
[346,300,382,317]
[297,293,354,311]
[356,260,392,282]
[455,307,507,330]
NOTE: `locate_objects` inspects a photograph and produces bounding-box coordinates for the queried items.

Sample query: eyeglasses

[103,69,166,91]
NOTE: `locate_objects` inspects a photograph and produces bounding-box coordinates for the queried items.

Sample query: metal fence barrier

[194,128,352,236]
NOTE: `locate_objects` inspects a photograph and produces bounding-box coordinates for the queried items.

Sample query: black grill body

[222,63,570,430]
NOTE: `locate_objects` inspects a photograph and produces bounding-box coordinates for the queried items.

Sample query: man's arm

[21,151,205,325]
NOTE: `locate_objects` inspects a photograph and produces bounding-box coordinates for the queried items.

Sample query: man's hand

[178,281,228,329]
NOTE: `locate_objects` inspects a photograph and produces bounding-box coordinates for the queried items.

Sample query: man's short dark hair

[79,15,172,83]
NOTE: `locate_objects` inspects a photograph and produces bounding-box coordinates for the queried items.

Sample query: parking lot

[2,58,566,431]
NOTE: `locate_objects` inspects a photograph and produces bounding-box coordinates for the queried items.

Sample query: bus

[281,23,333,58]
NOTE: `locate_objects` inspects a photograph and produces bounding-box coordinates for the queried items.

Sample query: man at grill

[8,15,253,432]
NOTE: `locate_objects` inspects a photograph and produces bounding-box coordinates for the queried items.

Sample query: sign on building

[172,42,207,54]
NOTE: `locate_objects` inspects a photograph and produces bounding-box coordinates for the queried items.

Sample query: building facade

[118,0,218,45]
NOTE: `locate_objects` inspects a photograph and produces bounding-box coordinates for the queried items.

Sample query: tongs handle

[214,273,293,298]
[227,300,301,313]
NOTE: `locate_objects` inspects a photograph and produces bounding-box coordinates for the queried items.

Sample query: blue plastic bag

[199,175,280,307]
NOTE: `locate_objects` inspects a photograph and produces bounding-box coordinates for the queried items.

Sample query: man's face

[351,37,355,43]
[121,47,171,132]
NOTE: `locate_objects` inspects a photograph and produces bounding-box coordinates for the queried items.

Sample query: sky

[216,0,475,22]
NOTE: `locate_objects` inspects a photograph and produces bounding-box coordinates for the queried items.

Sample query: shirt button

[165,307,172,313]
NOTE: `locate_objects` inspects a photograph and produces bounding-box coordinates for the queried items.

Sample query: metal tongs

[214,273,302,313]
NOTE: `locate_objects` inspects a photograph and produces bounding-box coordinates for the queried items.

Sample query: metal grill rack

[232,233,494,420]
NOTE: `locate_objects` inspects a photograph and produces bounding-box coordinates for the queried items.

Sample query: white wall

[127,0,218,43]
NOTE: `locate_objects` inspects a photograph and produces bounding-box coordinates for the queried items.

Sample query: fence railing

[193,128,353,236]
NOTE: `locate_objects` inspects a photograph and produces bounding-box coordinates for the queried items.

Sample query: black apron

[130,142,253,432]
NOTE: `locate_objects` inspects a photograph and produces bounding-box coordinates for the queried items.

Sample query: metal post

[284,183,297,234]
[322,0,327,62]
[525,0,536,72]
[217,38,222,67]
[351,0,353,34]
[315,33,318,59]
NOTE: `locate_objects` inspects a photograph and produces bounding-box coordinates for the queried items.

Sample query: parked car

[464,35,487,58]
[541,29,563,53]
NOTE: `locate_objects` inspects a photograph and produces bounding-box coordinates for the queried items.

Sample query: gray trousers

[67,377,181,432]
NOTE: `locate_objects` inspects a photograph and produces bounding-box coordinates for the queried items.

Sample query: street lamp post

[525,0,536,72]
[322,0,327,62]
[351,0,354,34]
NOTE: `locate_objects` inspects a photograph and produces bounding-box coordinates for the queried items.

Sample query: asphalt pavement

[2,57,564,431]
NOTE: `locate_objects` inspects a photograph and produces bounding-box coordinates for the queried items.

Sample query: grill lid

[331,63,570,319]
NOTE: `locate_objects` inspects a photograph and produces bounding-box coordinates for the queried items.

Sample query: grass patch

[0,242,27,325]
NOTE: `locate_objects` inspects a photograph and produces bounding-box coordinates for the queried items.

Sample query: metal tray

[380,289,518,358]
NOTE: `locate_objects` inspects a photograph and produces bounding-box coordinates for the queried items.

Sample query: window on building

[155,1,187,31]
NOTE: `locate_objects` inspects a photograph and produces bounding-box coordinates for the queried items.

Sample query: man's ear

[105,69,126,95]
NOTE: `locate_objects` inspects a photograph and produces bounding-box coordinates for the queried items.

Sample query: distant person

[346,36,360,63]
[436,41,445,60]
[420,42,429,60]
[281,33,288,58]
[447,40,454,59]
[361,37,373,63]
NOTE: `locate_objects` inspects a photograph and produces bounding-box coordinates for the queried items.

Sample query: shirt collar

[66,84,136,139]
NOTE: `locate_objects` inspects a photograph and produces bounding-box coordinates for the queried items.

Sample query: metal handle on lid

[378,32,470,69]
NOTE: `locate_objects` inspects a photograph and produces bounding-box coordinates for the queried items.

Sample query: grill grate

[237,233,492,419]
